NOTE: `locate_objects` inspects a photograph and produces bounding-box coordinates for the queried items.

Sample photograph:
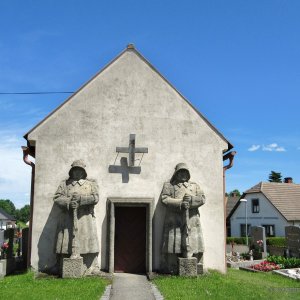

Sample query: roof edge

[24,44,233,150]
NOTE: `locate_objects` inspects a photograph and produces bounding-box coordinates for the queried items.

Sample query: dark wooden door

[114,207,146,273]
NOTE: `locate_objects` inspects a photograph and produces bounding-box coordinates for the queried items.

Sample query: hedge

[267,255,300,268]
[226,237,252,245]
[227,237,286,247]
[266,237,286,247]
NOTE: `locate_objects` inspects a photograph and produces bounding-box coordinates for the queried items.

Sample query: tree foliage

[16,205,30,223]
[268,171,282,183]
[229,189,241,197]
[0,199,16,216]
[0,199,30,223]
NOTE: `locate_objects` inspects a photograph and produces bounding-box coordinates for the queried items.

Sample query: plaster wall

[230,192,289,237]
[27,50,229,273]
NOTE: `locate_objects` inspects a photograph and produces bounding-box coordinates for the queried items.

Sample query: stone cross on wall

[109,134,148,183]
[116,134,148,167]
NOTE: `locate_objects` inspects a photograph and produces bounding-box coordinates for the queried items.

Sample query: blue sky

[1,1,299,207]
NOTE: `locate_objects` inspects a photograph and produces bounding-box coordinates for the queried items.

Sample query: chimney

[284,177,293,183]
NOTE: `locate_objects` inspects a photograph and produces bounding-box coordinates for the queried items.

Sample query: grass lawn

[153,269,300,300]
[0,272,109,300]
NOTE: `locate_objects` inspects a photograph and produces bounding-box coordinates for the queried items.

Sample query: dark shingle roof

[0,208,16,221]
[244,182,300,221]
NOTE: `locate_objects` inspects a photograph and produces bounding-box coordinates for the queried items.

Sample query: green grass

[0,271,109,300]
[153,269,300,300]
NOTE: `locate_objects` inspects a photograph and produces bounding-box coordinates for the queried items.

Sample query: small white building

[0,208,16,230]
[229,181,300,237]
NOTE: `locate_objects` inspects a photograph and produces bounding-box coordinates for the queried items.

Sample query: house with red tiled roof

[228,178,300,237]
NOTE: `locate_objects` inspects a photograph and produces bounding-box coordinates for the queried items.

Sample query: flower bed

[251,260,281,272]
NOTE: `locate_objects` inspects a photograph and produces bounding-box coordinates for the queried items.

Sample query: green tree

[268,171,282,183]
[0,199,16,216]
[229,189,241,197]
[15,205,31,223]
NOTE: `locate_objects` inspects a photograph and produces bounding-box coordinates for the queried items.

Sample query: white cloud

[262,143,286,152]
[249,143,287,152]
[248,145,260,152]
[262,143,277,151]
[275,147,286,152]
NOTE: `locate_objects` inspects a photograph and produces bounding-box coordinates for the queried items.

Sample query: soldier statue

[161,163,205,274]
[54,160,100,275]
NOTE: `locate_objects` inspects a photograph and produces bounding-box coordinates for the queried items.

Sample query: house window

[240,224,251,237]
[252,199,259,213]
[262,225,275,237]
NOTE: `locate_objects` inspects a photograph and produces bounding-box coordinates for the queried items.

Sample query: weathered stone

[5,228,14,259]
[250,226,267,258]
[25,47,231,274]
[178,257,197,276]
[0,230,4,245]
[62,257,83,278]
[197,263,204,275]
[54,160,100,276]
[161,163,205,274]
[285,226,300,258]
[0,259,6,277]
[22,228,29,268]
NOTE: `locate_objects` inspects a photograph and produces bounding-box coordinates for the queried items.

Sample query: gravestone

[5,228,15,259]
[0,230,4,245]
[250,226,267,259]
[22,228,29,268]
[285,226,300,258]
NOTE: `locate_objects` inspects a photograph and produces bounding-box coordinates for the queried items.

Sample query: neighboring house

[228,179,300,237]
[225,192,240,237]
[0,208,16,230]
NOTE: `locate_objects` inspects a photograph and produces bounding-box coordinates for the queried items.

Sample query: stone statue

[161,163,205,274]
[54,160,100,275]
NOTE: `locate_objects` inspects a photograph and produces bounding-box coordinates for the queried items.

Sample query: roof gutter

[222,150,237,273]
[21,146,35,269]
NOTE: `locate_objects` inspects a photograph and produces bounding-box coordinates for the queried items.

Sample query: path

[107,273,163,300]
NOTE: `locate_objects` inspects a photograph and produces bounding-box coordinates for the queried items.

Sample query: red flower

[1,242,9,249]
[251,260,280,272]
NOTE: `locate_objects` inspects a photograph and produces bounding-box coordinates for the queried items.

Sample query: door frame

[107,197,154,273]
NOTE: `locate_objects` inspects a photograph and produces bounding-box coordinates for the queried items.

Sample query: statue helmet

[71,159,86,169]
[171,163,191,183]
[69,159,87,178]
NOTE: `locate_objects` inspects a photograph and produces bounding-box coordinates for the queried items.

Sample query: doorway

[107,197,153,274]
[114,207,146,273]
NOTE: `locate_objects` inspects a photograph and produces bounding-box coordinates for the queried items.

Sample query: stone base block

[178,257,197,276]
[0,260,6,277]
[62,257,83,278]
[197,263,204,275]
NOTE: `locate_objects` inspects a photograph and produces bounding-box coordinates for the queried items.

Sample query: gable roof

[0,208,16,221]
[226,194,240,218]
[24,45,233,151]
[229,182,300,221]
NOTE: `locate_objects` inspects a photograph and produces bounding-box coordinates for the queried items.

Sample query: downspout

[22,146,35,269]
[223,150,236,272]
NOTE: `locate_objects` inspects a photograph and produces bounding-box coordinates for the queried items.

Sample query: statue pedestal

[62,257,83,278]
[178,257,197,276]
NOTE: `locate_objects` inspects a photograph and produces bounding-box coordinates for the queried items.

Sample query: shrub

[267,255,300,268]
[266,237,286,247]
